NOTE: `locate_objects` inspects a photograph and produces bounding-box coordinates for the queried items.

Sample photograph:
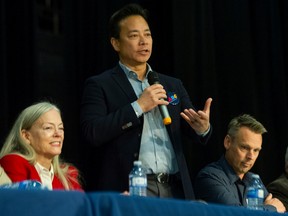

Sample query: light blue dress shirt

[119,62,179,174]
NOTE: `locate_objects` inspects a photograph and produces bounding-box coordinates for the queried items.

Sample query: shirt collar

[219,155,251,185]
[34,162,54,177]
[118,61,152,80]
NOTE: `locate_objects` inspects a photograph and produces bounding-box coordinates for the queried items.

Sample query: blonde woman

[0,102,82,190]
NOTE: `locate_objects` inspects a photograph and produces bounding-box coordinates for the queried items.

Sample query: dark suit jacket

[267,173,288,211]
[80,64,211,199]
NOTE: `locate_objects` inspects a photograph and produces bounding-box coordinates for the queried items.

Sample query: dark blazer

[267,173,288,211]
[80,64,211,199]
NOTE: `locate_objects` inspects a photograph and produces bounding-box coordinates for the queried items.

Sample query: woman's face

[22,109,64,165]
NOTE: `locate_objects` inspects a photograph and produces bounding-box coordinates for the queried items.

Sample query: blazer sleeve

[80,75,142,146]
[67,165,83,191]
[0,154,38,183]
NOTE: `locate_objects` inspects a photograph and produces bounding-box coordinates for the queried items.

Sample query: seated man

[0,166,11,185]
[194,114,285,213]
[267,146,288,211]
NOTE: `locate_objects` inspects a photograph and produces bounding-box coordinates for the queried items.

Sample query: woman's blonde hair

[0,101,80,190]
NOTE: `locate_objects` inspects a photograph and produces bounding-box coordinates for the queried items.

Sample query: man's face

[224,127,262,179]
[111,15,152,68]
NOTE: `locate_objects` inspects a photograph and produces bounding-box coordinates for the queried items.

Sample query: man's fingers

[203,98,213,113]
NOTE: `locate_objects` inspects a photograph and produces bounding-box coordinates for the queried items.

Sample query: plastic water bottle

[129,160,147,196]
[0,180,46,190]
[246,174,264,210]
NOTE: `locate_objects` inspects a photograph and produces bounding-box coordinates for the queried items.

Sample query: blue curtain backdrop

[1,0,287,190]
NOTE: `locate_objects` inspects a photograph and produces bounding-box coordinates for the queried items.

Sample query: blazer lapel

[111,66,138,102]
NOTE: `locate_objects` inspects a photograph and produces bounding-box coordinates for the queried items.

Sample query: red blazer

[0,154,82,191]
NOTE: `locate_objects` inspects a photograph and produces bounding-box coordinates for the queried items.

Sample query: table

[0,189,281,216]
[0,189,91,216]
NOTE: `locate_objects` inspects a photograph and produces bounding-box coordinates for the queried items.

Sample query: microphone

[147,71,172,125]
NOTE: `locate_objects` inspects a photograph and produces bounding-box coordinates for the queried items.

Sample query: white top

[34,163,54,190]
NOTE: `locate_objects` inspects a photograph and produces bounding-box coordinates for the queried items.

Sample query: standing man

[194,114,285,212]
[80,3,212,200]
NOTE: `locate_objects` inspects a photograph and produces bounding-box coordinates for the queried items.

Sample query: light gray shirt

[119,62,178,174]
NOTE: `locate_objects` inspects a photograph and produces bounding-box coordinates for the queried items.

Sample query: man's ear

[110,37,120,52]
[224,135,231,150]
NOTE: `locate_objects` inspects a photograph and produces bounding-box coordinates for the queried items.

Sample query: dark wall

[1,0,288,189]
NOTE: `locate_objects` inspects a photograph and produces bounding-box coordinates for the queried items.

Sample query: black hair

[108,3,149,39]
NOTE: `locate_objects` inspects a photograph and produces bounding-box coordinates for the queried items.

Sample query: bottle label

[247,188,264,198]
[131,177,147,187]
[257,189,264,198]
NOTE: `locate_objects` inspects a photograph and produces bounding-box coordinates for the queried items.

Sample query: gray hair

[227,114,267,138]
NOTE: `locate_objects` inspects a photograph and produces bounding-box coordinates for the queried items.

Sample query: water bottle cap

[251,174,260,179]
[133,161,142,166]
